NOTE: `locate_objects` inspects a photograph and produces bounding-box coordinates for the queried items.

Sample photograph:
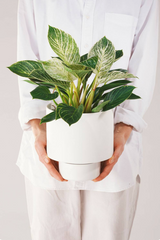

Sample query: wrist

[29,119,46,137]
[114,122,133,142]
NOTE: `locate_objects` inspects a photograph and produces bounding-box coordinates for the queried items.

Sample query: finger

[35,140,67,182]
[92,141,125,182]
[109,144,124,164]
[92,161,113,182]
[35,139,50,164]
[51,160,59,172]
[45,161,67,182]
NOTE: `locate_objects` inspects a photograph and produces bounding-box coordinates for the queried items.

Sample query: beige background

[0,1,160,239]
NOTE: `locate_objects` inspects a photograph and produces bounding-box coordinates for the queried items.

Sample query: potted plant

[8,26,140,181]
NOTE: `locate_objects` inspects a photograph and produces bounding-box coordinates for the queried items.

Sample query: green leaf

[48,26,80,65]
[103,86,135,111]
[128,93,141,100]
[55,104,64,120]
[57,103,84,126]
[51,56,63,61]
[30,86,58,100]
[91,100,110,113]
[30,70,70,89]
[80,56,98,69]
[82,71,93,88]
[114,50,123,62]
[93,80,132,103]
[8,60,70,89]
[41,58,77,82]
[88,37,115,84]
[29,79,56,88]
[29,69,55,81]
[63,64,92,79]
[8,60,43,77]
[66,63,86,70]
[24,80,37,85]
[108,68,128,73]
[40,111,56,124]
[80,53,88,62]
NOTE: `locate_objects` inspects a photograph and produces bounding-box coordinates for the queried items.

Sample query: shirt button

[84,43,89,48]
[85,15,90,19]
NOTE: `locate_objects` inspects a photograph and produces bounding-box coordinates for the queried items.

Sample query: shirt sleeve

[114,0,159,133]
[17,0,50,130]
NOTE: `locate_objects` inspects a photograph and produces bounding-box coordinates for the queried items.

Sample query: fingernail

[92,179,97,182]
[45,157,50,163]
[109,156,114,164]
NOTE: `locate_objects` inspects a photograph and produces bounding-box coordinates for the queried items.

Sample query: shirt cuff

[18,100,50,130]
[114,106,147,133]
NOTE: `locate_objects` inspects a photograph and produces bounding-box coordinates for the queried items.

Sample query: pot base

[59,162,101,181]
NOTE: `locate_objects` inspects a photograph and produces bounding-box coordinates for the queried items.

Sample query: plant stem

[73,91,79,108]
[67,89,74,106]
[80,84,88,105]
[77,77,81,96]
[84,75,98,112]
[84,88,95,112]
[79,85,83,100]
[56,86,65,104]
[72,81,79,104]
[53,99,58,106]
[62,94,68,104]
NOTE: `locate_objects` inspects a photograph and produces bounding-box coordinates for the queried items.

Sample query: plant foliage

[8,26,140,126]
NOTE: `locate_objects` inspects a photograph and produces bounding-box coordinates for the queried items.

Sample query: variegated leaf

[66,63,86,71]
[88,37,115,84]
[8,60,70,89]
[24,79,37,85]
[63,65,92,79]
[80,56,98,69]
[8,60,43,78]
[41,58,77,82]
[8,60,57,84]
[48,26,80,65]
[29,69,70,89]
[101,69,137,84]
[28,79,56,88]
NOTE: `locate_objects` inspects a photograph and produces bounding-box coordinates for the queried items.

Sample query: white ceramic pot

[46,103,114,181]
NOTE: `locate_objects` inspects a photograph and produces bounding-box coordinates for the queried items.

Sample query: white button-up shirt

[17,0,159,192]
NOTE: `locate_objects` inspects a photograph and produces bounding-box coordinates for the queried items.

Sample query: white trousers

[24,176,140,240]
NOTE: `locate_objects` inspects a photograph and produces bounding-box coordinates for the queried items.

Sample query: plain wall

[0,1,160,239]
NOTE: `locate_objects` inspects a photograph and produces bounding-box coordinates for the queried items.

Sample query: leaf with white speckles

[41,58,77,82]
[88,37,115,84]
[48,26,80,65]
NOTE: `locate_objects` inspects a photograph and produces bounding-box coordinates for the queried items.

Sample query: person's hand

[29,119,68,182]
[92,122,133,182]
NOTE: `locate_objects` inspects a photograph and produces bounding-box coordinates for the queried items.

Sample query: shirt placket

[74,0,96,190]
[80,0,96,55]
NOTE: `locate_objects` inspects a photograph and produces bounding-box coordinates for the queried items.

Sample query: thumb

[35,140,50,164]
[109,144,124,164]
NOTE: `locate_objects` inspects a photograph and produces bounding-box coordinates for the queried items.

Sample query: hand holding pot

[29,119,68,182]
[92,122,133,182]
